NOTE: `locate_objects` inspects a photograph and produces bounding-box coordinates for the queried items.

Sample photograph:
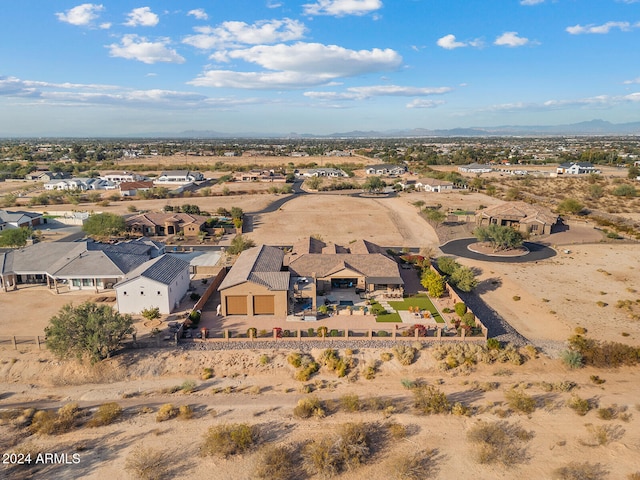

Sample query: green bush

[156,403,178,422]
[487,338,501,350]
[560,349,584,369]
[340,394,361,412]
[393,344,417,366]
[201,423,260,458]
[247,327,257,338]
[287,352,302,368]
[201,367,214,380]
[454,302,467,317]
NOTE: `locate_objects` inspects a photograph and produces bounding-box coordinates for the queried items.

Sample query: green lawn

[375,312,402,323]
[388,295,445,323]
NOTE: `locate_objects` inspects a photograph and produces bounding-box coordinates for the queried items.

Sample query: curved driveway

[440,238,556,263]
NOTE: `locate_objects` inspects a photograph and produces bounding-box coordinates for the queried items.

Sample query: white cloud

[189,70,333,89]
[303,0,382,17]
[0,75,266,109]
[566,21,632,35]
[99,22,111,29]
[482,93,640,113]
[183,19,306,49]
[56,3,104,27]
[124,7,159,27]
[187,9,208,20]
[494,31,531,47]
[107,35,185,64]
[219,42,401,76]
[623,77,640,85]
[267,1,283,8]
[520,0,544,5]
[305,85,451,101]
[406,99,446,109]
[437,34,467,50]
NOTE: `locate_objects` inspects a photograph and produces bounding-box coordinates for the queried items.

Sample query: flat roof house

[415,178,455,192]
[556,162,599,175]
[365,164,407,176]
[154,170,204,185]
[458,163,493,174]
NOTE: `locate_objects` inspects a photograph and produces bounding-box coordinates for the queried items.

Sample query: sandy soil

[1,347,640,480]
[247,193,439,248]
[456,243,640,345]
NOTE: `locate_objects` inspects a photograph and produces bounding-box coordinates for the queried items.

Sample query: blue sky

[1,0,639,136]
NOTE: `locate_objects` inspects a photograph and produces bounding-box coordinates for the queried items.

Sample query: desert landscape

[2,175,640,479]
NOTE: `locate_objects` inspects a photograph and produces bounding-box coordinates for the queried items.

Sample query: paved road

[440,238,557,263]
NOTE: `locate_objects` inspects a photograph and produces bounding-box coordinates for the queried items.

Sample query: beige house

[475,201,558,235]
[126,212,208,237]
[218,246,290,316]
[218,238,404,317]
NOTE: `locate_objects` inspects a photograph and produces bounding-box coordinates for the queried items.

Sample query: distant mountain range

[158,119,640,139]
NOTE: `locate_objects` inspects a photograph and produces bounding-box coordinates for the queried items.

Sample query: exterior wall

[67,277,119,291]
[115,268,189,314]
[220,282,288,316]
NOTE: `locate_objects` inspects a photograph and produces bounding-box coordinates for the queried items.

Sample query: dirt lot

[2,346,640,480]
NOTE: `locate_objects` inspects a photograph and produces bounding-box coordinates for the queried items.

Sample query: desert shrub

[413,385,451,415]
[259,354,270,365]
[387,422,408,439]
[295,361,320,381]
[294,396,325,419]
[125,446,170,480]
[201,423,260,458]
[574,326,587,335]
[321,349,351,377]
[505,388,536,414]
[287,352,302,368]
[344,348,354,356]
[254,444,296,480]
[156,404,178,422]
[30,403,82,435]
[539,381,576,392]
[393,344,417,366]
[247,327,257,338]
[487,338,502,350]
[628,472,640,480]
[180,380,197,394]
[87,402,122,427]
[303,422,374,476]
[584,424,625,446]
[388,450,436,480]
[340,394,361,412]
[590,375,605,385]
[363,362,377,380]
[467,421,534,467]
[597,405,623,421]
[560,349,584,369]
[568,335,640,367]
[454,302,467,317]
[380,352,393,362]
[201,367,214,380]
[553,462,609,480]
[452,402,471,416]
[567,395,592,416]
[178,405,193,420]
[401,378,418,389]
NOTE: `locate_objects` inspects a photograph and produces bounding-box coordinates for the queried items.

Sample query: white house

[0,210,43,231]
[101,172,147,184]
[458,163,493,174]
[415,178,455,192]
[154,170,204,185]
[365,164,407,176]
[556,162,599,175]
[44,178,116,191]
[302,168,349,178]
[114,255,191,314]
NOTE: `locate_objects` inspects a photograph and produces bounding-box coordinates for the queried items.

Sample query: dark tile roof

[116,255,190,286]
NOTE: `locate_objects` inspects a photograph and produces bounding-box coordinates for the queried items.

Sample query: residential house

[365,164,407,176]
[302,168,349,178]
[119,181,154,197]
[556,162,599,175]
[0,210,43,231]
[25,171,69,182]
[458,163,493,174]
[415,178,455,192]
[0,238,164,293]
[154,170,204,185]
[218,238,403,317]
[126,212,208,237]
[101,172,147,184]
[44,178,116,191]
[114,254,190,314]
[475,201,559,235]
[233,170,286,183]
[218,245,291,316]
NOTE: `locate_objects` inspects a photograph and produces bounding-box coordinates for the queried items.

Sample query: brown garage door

[253,295,275,315]
[226,296,247,315]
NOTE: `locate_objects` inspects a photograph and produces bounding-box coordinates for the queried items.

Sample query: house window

[82,278,92,286]
[530,224,538,232]
[72,279,81,287]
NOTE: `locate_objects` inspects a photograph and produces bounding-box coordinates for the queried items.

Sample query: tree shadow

[474,277,503,294]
